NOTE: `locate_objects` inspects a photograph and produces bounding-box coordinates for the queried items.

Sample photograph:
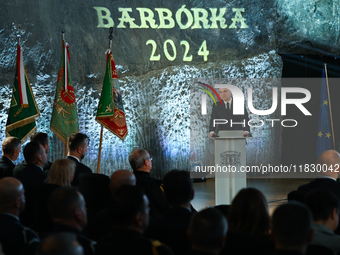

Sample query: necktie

[226,102,231,119]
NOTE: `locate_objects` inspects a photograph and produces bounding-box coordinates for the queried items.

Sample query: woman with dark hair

[220,188,274,255]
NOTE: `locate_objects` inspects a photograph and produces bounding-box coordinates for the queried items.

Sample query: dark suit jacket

[22,183,60,233]
[185,250,216,255]
[15,163,47,190]
[96,228,172,255]
[66,156,92,186]
[209,100,250,133]
[0,213,40,255]
[51,224,96,255]
[133,170,168,219]
[0,156,15,178]
[297,178,340,200]
[145,207,194,254]
[13,160,53,176]
[221,232,274,255]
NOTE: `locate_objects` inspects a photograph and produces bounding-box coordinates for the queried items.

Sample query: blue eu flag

[316,67,333,159]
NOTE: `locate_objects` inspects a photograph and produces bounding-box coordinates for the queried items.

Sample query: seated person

[145,170,195,254]
[221,188,274,255]
[187,208,227,255]
[47,159,76,186]
[305,188,340,254]
[271,202,314,255]
[48,187,96,255]
[96,185,172,255]
[0,137,21,179]
[0,177,40,255]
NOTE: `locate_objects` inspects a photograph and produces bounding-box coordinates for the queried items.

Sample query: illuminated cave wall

[190,52,283,170]
[276,0,340,53]
[0,0,336,177]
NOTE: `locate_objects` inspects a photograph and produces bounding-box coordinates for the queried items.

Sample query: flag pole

[17,24,21,45]
[324,63,336,149]
[61,22,68,157]
[97,27,114,174]
[97,126,103,173]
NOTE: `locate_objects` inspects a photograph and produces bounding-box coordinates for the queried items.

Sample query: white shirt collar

[224,98,232,105]
[318,175,336,181]
[68,155,80,162]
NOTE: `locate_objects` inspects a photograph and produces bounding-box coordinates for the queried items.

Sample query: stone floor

[191,178,311,215]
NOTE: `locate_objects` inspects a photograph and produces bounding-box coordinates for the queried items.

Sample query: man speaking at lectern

[209,87,250,137]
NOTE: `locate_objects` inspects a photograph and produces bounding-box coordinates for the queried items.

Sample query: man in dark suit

[48,187,96,255]
[305,188,340,254]
[15,141,48,190]
[145,170,195,254]
[13,132,52,176]
[0,177,40,255]
[66,133,92,186]
[95,186,171,255]
[0,137,21,179]
[271,202,313,255]
[209,87,250,137]
[298,150,340,200]
[128,149,167,219]
[187,208,227,255]
[36,233,83,255]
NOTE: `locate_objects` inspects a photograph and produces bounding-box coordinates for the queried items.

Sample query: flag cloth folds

[96,50,128,140]
[6,44,40,141]
[316,67,333,158]
[50,40,79,144]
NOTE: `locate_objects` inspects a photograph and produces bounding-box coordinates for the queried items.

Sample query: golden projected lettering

[146,39,209,62]
[93,6,248,63]
[93,7,114,28]
[93,6,248,29]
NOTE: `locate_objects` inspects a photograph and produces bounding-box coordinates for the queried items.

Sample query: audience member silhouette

[187,208,227,255]
[305,188,340,254]
[66,133,92,186]
[221,188,274,255]
[271,202,313,255]
[48,187,96,255]
[0,137,21,179]
[298,150,340,200]
[128,148,167,219]
[0,177,40,255]
[47,159,76,186]
[95,185,172,255]
[37,233,84,255]
[89,169,136,241]
[13,132,53,175]
[145,170,195,254]
[109,169,136,194]
[15,141,48,190]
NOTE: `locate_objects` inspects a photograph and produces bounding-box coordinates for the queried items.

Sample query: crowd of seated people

[1,131,340,255]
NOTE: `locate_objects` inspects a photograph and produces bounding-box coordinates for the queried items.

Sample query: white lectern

[211,130,247,205]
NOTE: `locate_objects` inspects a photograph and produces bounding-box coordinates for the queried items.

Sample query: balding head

[2,137,21,161]
[128,149,152,172]
[110,170,136,193]
[37,233,84,255]
[0,177,25,215]
[318,150,340,179]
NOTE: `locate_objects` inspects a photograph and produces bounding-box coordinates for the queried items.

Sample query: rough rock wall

[1,0,330,177]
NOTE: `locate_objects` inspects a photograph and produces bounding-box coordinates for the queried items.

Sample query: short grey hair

[128,149,150,171]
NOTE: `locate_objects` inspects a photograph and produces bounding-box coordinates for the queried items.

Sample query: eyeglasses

[149,157,153,161]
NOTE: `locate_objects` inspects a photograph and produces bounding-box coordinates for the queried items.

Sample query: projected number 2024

[146,39,209,62]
